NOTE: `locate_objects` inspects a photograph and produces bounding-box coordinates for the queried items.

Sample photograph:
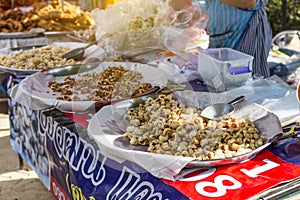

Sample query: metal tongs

[248,115,300,200]
[249,176,300,200]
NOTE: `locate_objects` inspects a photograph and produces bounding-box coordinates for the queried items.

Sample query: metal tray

[0,31,44,39]
[87,92,282,180]
[66,33,89,43]
[8,62,168,112]
[44,31,71,36]
[0,42,101,77]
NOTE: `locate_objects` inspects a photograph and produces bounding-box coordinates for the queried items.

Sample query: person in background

[170,0,272,78]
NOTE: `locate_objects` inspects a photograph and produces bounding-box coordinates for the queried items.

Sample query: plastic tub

[197,48,253,91]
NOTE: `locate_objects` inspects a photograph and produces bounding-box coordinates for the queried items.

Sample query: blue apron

[203,0,272,77]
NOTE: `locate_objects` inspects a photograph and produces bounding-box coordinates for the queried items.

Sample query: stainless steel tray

[87,92,282,180]
[8,62,168,112]
[0,31,44,39]
[44,31,71,36]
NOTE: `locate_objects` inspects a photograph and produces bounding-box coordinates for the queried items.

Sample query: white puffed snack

[0,46,79,70]
[124,94,266,160]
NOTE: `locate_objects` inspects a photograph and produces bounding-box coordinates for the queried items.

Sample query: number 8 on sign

[195,175,242,197]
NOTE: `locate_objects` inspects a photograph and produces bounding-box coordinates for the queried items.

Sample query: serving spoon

[201,96,245,119]
[62,41,97,61]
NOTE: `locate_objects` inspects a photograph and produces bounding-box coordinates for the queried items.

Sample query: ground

[0,100,54,200]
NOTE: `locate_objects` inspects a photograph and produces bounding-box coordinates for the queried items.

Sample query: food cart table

[6,76,300,200]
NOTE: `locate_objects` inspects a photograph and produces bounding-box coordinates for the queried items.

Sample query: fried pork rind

[25,2,94,32]
[48,65,153,102]
[71,25,96,42]
[0,2,94,33]
[123,94,266,160]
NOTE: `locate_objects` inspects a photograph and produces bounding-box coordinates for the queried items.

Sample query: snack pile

[0,46,79,70]
[92,0,173,41]
[47,65,153,102]
[0,7,32,32]
[123,94,266,160]
[0,1,94,32]
[91,0,209,56]
[71,25,96,42]
[23,2,94,32]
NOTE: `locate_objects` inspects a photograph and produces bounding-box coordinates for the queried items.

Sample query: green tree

[266,0,300,36]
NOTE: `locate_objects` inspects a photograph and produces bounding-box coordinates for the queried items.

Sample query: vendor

[170,0,272,78]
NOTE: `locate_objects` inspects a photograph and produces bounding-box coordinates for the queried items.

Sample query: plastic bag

[162,2,209,57]
[92,0,209,59]
[92,0,173,41]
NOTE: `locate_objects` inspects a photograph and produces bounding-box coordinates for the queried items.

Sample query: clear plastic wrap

[162,2,209,56]
[101,27,167,59]
[92,0,173,41]
[92,0,209,59]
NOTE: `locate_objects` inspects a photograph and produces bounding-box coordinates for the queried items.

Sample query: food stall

[0,0,94,48]
[1,0,300,199]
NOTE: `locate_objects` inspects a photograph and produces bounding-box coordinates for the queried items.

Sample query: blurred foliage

[266,0,300,36]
